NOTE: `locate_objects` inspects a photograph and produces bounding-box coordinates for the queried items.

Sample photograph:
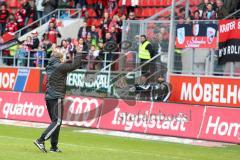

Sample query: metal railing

[74,48,167,99]
[0,50,127,69]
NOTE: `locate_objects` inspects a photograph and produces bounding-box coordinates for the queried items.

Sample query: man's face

[104,12,109,18]
[87,35,91,40]
[90,46,95,52]
[49,22,55,28]
[78,38,84,44]
[106,33,111,39]
[91,26,96,31]
[62,40,67,47]
[194,12,199,18]
[110,27,115,33]
[1,5,6,10]
[129,13,135,19]
[140,36,145,43]
[207,4,212,10]
[216,0,223,7]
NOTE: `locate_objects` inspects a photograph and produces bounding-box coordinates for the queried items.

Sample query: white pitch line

[0,135,190,160]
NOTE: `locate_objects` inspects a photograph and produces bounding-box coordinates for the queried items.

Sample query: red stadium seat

[155,7,163,14]
[139,0,148,7]
[155,0,162,6]
[87,8,97,17]
[149,0,156,6]
[92,19,101,27]
[151,8,157,16]
[87,18,94,26]
[142,8,155,17]
[2,32,15,43]
[135,8,142,17]
[166,0,172,6]
[190,0,202,6]
[7,0,20,8]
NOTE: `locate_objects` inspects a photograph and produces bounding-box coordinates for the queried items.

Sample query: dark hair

[179,8,185,13]
[194,10,200,14]
[140,35,147,40]
[207,2,212,6]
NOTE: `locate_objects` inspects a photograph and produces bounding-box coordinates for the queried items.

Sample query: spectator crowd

[0,0,240,69]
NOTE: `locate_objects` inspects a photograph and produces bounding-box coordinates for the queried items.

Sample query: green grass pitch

[0,124,239,160]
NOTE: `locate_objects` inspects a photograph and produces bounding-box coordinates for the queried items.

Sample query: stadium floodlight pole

[166,0,177,82]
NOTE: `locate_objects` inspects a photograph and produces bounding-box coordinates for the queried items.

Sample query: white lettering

[2,102,45,118]
[180,82,240,105]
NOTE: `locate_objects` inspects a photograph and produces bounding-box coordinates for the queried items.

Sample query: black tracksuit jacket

[45,56,81,100]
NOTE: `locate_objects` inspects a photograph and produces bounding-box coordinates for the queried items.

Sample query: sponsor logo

[111,107,187,131]
[2,102,45,118]
[193,24,199,36]
[186,37,206,48]
[207,27,216,44]
[177,27,185,45]
[0,72,15,89]
[219,21,236,33]
[180,82,240,104]
[205,116,240,138]
[63,97,100,127]
[67,73,109,89]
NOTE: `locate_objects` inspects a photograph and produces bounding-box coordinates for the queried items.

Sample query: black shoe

[33,139,47,153]
[50,147,62,153]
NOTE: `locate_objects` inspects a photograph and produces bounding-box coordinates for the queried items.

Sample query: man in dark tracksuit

[34,49,81,153]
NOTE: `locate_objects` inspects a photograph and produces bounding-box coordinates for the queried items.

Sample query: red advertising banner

[199,106,240,143]
[219,20,240,43]
[1,91,240,143]
[0,67,40,92]
[0,91,103,128]
[0,91,50,123]
[169,75,240,107]
[98,99,152,133]
[62,96,103,128]
[146,102,204,139]
[218,20,240,64]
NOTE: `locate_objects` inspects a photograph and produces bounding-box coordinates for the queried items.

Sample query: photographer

[34,47,81,153]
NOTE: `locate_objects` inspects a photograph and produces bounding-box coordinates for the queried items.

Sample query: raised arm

[58,55,81,73]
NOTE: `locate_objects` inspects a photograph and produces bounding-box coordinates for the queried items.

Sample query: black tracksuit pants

[39,99,63,148]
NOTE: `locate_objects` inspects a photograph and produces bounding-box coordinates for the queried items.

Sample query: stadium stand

[0,0,240,69]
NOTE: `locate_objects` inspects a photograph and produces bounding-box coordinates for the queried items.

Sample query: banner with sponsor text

[1,91,240,143]
[176,23,217,48]
[0,91,103,128]
[169,74,240,107]
[0,67,40,92]
[218,20,240,64]
[99,99,204,139]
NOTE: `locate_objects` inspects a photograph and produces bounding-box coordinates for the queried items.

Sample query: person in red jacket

[45,21,61,44]
[15,7,26,29]
[5,14,18,35]
[0,3,9,35]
